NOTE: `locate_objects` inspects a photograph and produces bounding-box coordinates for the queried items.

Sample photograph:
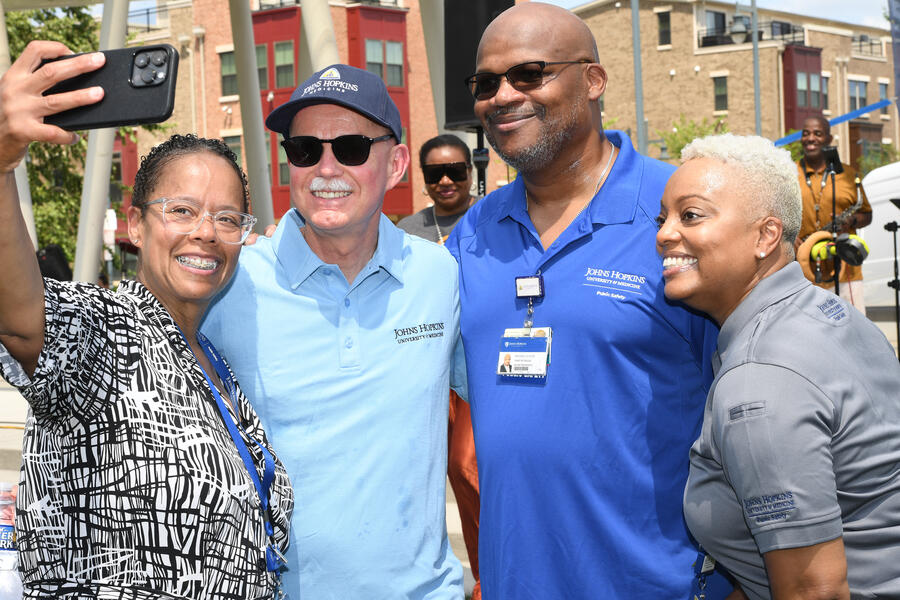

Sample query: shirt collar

[272,209,404,288]
[493,130,641,226]
[717,262,810,355]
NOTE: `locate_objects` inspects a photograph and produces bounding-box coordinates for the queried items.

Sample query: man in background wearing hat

[202,65,466,599]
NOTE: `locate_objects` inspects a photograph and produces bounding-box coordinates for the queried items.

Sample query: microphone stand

[824,162,842,297]
[473,127,489,198]
[886,221,900,362]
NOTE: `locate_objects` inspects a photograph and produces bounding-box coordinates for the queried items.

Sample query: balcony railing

[256,0,398,9]
[852,37,884,57]
[127,5,167,35]
[697,21,805,48]
[256,0,300,10]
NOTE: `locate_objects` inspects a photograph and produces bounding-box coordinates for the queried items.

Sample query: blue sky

[548,1,889,30]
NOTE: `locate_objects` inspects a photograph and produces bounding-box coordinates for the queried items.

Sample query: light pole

[631,0,648,153]
[730,1,762,135]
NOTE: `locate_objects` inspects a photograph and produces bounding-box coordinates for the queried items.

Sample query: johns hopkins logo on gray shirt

[816,297,847,322]
[582,266,647,300]
[394,321,445,344]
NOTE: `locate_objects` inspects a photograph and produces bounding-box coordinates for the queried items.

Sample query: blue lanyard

[186,330,286,575]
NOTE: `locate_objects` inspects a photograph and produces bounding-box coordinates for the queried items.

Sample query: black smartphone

[42,44,179,131]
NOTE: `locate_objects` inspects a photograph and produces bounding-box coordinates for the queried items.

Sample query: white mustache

[309,177,352,192]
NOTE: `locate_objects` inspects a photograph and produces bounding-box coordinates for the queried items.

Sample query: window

[366,39,404,87]
[110,152,122,207]
[713,76,728,111]
[221,51,237,96]
[797,72,808,108]
[771,21,793,37]
[365,40,383,79]
[257,44,268,90]
[706,10,725,34]
[657,11,671,46]
[822,76,829,110]
[266,133,273,186]
[810,73,821,109]
[385,41,403,86]
[277,137,290,186]
[880,82,890,115]
[224,135,242,168]
[849,80,867,112]
[274,41,294,88]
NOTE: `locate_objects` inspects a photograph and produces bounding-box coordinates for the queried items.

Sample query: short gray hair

[681,134,802,253]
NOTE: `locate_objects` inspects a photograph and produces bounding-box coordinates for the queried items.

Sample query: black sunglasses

[465,60,592,100]
[422,162,470,184]
[281,134,393,167]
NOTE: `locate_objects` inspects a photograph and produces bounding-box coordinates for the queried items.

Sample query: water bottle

[0,483,22,599]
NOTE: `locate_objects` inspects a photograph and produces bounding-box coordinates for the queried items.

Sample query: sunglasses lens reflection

[423,163,469,184]
[282,135,376,167]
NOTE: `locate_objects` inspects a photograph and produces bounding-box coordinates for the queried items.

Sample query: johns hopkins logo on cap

[299,67,360,98]
[265,63,403,140]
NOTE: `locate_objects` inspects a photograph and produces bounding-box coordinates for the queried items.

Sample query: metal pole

[0,0,38,250]
[630,0,647,153]
[228,0,274,230]
[751,0,761,135]
[419,0,446,134]
[73,0,127,283]
[300,0,340,70]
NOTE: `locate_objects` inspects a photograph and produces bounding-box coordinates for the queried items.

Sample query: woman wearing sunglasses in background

[398,134,478,245]
[397,133,482,599]
[0,42,291,599]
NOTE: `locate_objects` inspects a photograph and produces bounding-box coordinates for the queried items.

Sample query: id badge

[515,276,544,298]
[498,327,552,377]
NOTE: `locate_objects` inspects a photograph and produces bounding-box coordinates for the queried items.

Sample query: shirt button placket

[338,293,360,368]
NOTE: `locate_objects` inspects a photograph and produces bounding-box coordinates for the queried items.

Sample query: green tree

[654,114,729,161]
[781,129,804,163]
[7,8,99,263]
[858,142,900,177]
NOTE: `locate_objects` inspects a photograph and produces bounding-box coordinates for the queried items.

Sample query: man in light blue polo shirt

[445,4,726,598]
[202,65,465,599]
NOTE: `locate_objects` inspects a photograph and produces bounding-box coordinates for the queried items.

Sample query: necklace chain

[432,204,444,245]
[526,139,617,218]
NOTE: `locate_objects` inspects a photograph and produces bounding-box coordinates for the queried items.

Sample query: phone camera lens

[135,54,149,68]
[141,69,156,84]
[151,52,167,67]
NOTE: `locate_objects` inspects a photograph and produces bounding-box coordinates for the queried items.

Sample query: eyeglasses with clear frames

[146,197,257,245]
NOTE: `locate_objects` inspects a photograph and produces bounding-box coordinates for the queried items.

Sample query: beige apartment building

[575,0,897,165]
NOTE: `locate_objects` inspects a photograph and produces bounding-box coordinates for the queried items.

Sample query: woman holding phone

[0,41,292,599]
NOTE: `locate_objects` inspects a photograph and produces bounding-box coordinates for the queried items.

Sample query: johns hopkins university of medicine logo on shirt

[300,67,360,98]
[582,265,648,301]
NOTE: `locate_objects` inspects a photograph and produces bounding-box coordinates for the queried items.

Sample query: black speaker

[443,0,513,131]
[37,244,73,281]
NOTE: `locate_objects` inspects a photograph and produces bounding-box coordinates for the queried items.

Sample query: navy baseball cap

[265,64,402,141]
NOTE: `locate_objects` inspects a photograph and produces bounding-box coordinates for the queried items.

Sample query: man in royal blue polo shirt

[203,65,465,599]
[445,3,728,598]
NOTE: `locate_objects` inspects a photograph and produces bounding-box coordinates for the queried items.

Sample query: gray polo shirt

[684,262,900,600]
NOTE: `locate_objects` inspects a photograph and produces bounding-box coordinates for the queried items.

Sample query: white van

[861,160,900,317]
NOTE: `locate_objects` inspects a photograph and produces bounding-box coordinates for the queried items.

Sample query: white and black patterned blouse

[0,279,293,600]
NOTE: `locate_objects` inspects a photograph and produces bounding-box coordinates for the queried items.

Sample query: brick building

[575,0,897,164]
[111,0,509,252]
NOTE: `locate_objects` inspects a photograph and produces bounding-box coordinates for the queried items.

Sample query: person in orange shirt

[795,115,872,313]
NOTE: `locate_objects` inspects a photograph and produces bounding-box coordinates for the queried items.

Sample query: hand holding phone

[0,40,105,173]
[42,44,179,131]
